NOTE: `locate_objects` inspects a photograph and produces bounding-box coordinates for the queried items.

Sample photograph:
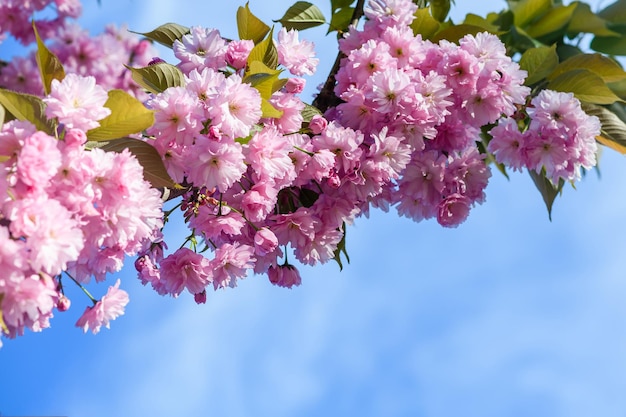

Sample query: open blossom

[75,279,129,334]
[489,90,600,183]
[43,73,111,131]
[276,28,319,76]
[159,248,213,297]
[174,26,227,73]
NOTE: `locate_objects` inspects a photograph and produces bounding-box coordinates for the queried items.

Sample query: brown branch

[312,0,366,113]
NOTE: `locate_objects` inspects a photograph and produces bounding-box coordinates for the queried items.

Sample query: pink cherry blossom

[75,279,129,334]
[159,248,213,297]
[43,73,111,131]
[276,28,319,76]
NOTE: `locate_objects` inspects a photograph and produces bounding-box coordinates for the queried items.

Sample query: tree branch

[312,0,366,113]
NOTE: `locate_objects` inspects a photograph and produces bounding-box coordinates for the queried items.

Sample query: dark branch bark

[312,0,366,114]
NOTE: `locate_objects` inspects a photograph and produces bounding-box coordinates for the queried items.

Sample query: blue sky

[1,1,626,416]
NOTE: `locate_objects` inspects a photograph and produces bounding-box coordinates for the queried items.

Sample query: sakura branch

[0,0,624,348]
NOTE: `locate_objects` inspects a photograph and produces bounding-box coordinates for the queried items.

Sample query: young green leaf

[87,89,155,142]
[463,14,503,34]
[237,3,270,43]
[100,138,177,189]
[525,3,577,39]
[261,98,284,118]
[567,3,619,38]
[132,23,190,48]
[243,60,283,100]
[332,223,350,271]
[519,44,559,85]
[430,0,451,23]
[410,8,441,39]
[590,24,626,56]
[548,53,626,84]
[126,63,185,94]
[331,0,354,12]
[508,0,551,28]
[528,169,564,221]
[0,89,55,134]
[328,6,354,34]
[247,28,278,70]
[548,69,623,105]
[301,103,322,123]
[33,21,65,95]
[432,24,494,43]
[598,0,626,24]
[275,1,326,31]
[582,102,626,154]
[0,294,8,335]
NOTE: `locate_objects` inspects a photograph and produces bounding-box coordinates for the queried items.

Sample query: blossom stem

[293,145,315,156]
[65,272,98,306]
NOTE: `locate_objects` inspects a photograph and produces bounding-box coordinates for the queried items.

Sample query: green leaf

[430,0,451,22]
[247,28,278,70]
[431,24,493,43]
[410,8,441,39]
[519,44,559,85]
[0,101,4,129]
[33,21,65,95]
[328,6,354,34]
[237,2,270,43]
[508,0,551,27]
[87,90,155,142]
[0,294,8,335]
[332,223,350,271]
[126,63,185,94]
[591,23,626,55]
[525,3,577,39]
[582,102,626,154]
[0,89,55,134]
[132,23,190,48]
[301,103,322,123]
[261,98,283,118]
[100,138,176,189]
[331,0,354,11]
[548,53,626,83]
[529,169,564,221]
[548,69,623,105]
[275,1,326,31]
[598,0,626,24]
[567,2,619,37]
[243,60,283,100]
[463,14,503,34]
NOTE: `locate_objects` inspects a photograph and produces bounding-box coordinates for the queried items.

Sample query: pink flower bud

[268,264,302,288]
[254,228,278,256]
[226,39,254,70]
[285,77,306,94]
[194,290,207,304]
[63,128,87,146]
[308,114,328,135]
[57,295,71,312]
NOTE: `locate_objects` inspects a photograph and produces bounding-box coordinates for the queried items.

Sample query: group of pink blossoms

[0,0,601,345]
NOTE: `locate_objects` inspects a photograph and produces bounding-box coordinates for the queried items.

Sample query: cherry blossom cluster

[0,0,606,346]
[0,0,81,45]
[0,23,156,99]
[333,0,531,225]
[488,90,600,183]
[0,73,163,343]
[136,26,339,299]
